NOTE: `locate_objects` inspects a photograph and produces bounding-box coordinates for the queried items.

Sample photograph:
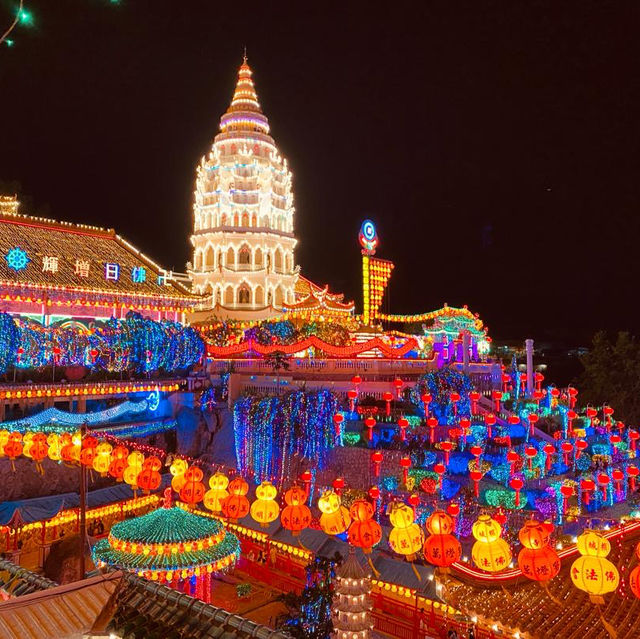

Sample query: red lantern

[398,416,409,441]
[527,413,539,436]
[560,442,573,466]
[4,432,23,469]
[137,466,162,493]
[603,405,614,429]
[382,391,393,416]
[612,468,624,494]
[585,407,598,420]
[543,443,556,472]
[80,435,98,468]
[427,417,438,444]
[399,456,411,486]
[630,565,640,599]
[333,412,344,437]
[364,416,376,442]
[559,484,573,514]
[567,409,578,434]
[510,477,524,507]
[449,391,461,415]
[506,450,520,476]
[421,393,432,418]
[470,445,483,461]
[501,373,511,393]
[508,414,521,427]
[519,373,527,393]
[347,500,382,553]
[351,375,362,387]
[347,389,358,412]
[597,473,610,500]
[423,531,461,568]
[470,469,484,498]
[485,413,496,438]
[518,545,561,582]
[221,476,250,521]
[469,391,480,414]
[440,440,454,466]
[567,386,578,408]
[575,439,589,459]
[333,476,345,495]
[525,446,537,471]
[535,372,544,391]
[492,390,503,412]
[447,502,460,518]
[179,466,205,507]
[629,430,640,452]
[628,465,639,492]
[581,478,595,505]
[433,463,446,493]
[30,433,48,474]
[368,485,380,513]
[393,378,403,398]
[281,485,312,536]
[371,450,383,477]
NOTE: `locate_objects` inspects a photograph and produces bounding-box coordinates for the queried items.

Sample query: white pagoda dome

[189,57,299,318]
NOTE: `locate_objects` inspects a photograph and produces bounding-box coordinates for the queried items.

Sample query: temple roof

[0,208,197,304]
[285,275,354,315]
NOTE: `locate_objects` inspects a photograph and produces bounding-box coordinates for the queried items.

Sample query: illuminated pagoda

[332,548,373,639]
[93,492,240,603]
[0,197,198,324]
[189,56,299,319]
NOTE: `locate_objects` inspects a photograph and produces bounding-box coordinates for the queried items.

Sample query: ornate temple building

[189,58,299,320]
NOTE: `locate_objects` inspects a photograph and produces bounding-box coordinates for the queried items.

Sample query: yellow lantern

[123,451,145,490]
[318,489,351,536]
[47,433,62,461]
[170,458,188,476]
[92,442,112,476]
[204,472,229,513]
[571,530,619,603]
[471,515,512,573]
[576,529,611,557]
[250,480,280,527]
[388,502,423,560]
[22,432,34,459]
[0,430,9,457]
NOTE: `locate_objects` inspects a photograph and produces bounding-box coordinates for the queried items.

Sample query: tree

[578,331,640,424]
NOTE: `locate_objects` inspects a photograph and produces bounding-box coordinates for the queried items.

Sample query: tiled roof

[0,212,197,302]
[289,275,354,313]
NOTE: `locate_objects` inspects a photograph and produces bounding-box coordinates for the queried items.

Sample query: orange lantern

[518,520,560,582]
[281,485,312,536]
[30,433,48,474]
[221,476,250,522]
[347,499,382,553]
[423,511,461,569]
[4,432,23,470]
[179,466,206,507]
[80,435,98,468]
[137,456,162,493]
[108,445,129,481]
[318,489,350,535]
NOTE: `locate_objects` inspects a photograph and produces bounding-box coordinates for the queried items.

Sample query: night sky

[2,1,638,344]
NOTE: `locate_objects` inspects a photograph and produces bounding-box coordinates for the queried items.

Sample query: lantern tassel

[367,556,380,578]
[410,560,422,581]
[541,582,563,607]
[598,608,618,639]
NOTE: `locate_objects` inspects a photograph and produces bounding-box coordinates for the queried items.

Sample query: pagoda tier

[332,549,373,639]
[189,58,298,318]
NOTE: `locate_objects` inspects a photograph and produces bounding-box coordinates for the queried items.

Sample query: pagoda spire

[227,55,263,115]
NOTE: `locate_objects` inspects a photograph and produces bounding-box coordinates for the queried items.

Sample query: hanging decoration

[318,489,351,536]
[423,510,462,571]
[250,480,280,528]
[471,514,512,573]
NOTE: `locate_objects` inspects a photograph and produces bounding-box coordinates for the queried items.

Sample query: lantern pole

[79,421,88,580]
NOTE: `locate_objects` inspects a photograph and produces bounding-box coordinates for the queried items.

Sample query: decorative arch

[238,283,251,305]
[204,246,214,269]
[226,246,235,267]
[274,247,283,272]
[238,244,251,266]
[254,285,265,306]
[194,249,203,271]
[220,213,228,226]
[254,247,264,268]
[224,285,234,306]
[233,212,239,226]
[241,212,249,227]
[251,213,257,227]
[274,285,284,308]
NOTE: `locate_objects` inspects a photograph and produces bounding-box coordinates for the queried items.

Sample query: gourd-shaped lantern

[137,455,162,493]
[250,480,280,527]
[347,499,382,553]
[571,529,619,603]
[4,431,23,470]
[60,432,76,464]
[169,458,188,493]
[281,485,312,536]
[123,451,145,491]
[0,430,9,458]
[80,435,99,468]
[388,502,423,560]
[47,433,62,461]
[22,432,34,459]
[92,442,112,476]
[108,445,129,481]
[471,514,512,573]
[179,465,206,507]
[30,433,48,474]
[222,477,250,522]
[628,541,640,599]
[518,520,560,582]
[204,472,229,513]
[318,489,351,535]
[423,510,461,569]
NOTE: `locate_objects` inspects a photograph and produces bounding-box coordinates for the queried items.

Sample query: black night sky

[2,1,639,344]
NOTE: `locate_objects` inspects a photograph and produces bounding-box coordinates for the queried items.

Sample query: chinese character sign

[75,260,90,277]
[131,266,146,283]
[105,263,120,281]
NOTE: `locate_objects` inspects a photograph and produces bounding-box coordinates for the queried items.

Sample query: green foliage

[578,331,640,424]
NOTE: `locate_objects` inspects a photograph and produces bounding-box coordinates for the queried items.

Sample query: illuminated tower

[189,57,298,318]
[331,548,372,639]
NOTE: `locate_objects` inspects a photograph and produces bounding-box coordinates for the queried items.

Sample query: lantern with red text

[123,451,145,492]
[281,485,312,536]
[318,489,350,535]
[92,442,112,476]
[250,481,280,527]
[108,445,129,481]
[170,458,188,493]
[628,542,640,599]
[179,466,206,507]
[518,520,560,582]
[204,472,229,513]
[388,502,423,561]
[4,432,23,470]
[347,500,382,553]
[30,433,48,474]
[423,511,461,571]
[571,530,619,604]
[222,477,250,522]
[137,455,162,493]
[471,515,512,573]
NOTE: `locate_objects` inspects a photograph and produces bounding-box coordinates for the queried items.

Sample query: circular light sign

[359,219,379,253]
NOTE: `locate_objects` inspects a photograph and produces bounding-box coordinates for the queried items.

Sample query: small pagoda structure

[332,548,373,639]
[93,489,240,602]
